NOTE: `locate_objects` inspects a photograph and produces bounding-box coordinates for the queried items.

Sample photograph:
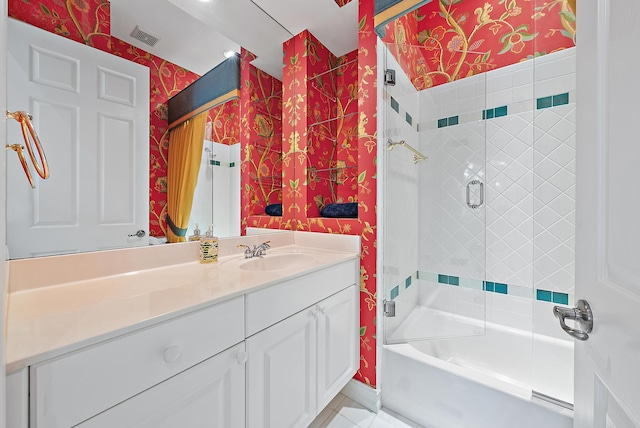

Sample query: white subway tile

[512,84,534,103]
[492,73,513,92]
[534,78,556,98]
[555,73,576,93]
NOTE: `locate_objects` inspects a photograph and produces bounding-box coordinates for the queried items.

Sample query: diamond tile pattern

[483,106,576,293]
[533,105,576,293]
[419,122,486,281]
[486,112,534,288]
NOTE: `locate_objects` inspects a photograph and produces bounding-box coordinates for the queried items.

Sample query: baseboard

[340,379,381,413]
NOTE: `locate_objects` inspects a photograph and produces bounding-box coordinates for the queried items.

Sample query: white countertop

[6,232,359,372]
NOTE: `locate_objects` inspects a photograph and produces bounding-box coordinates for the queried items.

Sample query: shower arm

[387,139,427,164]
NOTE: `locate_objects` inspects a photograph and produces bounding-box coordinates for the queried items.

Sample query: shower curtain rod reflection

[387,139,427,164]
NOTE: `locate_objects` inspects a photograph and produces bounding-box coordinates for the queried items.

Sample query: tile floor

[309,393,426,428]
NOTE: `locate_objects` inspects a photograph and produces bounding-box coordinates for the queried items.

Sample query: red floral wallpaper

[334,50,359,204]
[335,0,355,6]
[304,32,339,217]
[240,49,284,232]
[205,99,240,145]
[380,0,576,90]
[8,0,111,52]
[8,0,200,237]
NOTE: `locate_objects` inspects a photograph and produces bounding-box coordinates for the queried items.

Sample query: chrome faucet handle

[237,244,253,258]
[255,241,271,257]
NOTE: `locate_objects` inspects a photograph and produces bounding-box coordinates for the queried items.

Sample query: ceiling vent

[130,25,160,47]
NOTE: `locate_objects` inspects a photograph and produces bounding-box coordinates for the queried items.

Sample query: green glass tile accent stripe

[390,286,400,300]
[553,93,569,106]
[437,116,460,128]
[438,274,448,284]
[494,106,508,117]
[536,289,553,302]
[391,97,399,113]
[406,112,413,126]
[486,109,495,119]
[229,162,235,167]
[494,283,508,294]
[552,292,569,305]
[448,276,459,286]
[537,96,553,109]
[405,276,412,288]
[484,281,494,292]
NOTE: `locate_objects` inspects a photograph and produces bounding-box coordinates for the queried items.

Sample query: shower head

[387,138,428,164]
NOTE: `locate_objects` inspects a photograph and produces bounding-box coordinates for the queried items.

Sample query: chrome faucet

[237,241,271,258]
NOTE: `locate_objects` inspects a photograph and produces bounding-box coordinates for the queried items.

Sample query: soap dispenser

[189,223,202,241]
[199,225,219,263]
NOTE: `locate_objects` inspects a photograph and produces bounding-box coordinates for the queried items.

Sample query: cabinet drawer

[246,260,358,337]
[77,343,246,428]
[31,296,244,428]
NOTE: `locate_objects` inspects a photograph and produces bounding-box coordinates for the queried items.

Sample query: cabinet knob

[236,351,248,365]
[163,345,181,364]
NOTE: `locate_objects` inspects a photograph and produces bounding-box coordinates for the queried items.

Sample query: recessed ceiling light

[224,50,237,58]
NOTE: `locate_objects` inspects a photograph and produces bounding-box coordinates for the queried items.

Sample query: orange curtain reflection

[166,113,207,243]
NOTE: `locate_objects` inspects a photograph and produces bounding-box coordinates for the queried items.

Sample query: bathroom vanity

[5,231,360,428]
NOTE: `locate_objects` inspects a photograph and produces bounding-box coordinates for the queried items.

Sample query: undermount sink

[239,253,314,271]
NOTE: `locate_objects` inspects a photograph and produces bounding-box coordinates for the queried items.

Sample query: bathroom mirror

[4,0,296,259]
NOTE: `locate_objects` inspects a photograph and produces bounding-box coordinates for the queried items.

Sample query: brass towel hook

[6,110,50,188]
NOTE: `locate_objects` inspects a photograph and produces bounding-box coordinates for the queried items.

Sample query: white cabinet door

[247,306,318,428]
[77,343,246,428]
[6,369,28,428]
[317,285,358,411]
[574,0,640,426]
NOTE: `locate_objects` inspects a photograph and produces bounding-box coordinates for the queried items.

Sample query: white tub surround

[382,342,572,428]
[6,231,359,372]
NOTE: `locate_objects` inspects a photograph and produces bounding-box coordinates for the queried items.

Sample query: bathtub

[382,308,573,428]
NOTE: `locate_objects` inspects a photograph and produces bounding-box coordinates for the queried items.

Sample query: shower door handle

[466,180,484,209]
[553,299,593,341]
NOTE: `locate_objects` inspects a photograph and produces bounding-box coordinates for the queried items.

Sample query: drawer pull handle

[163,346,181,363]
[236,351,248,365]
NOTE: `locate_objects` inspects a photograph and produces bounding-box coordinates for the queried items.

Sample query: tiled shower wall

[385,48,576,341]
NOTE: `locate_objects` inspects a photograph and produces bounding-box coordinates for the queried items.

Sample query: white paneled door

[6,18,149,258]
[574,0,640,426]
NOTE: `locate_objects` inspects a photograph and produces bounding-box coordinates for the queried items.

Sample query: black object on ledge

[320,202,358,218]
[265,203,282,216]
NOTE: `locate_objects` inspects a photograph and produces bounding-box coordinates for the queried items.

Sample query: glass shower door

[381,42,487,343]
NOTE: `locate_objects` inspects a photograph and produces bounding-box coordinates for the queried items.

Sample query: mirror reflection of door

[6,19,150,259]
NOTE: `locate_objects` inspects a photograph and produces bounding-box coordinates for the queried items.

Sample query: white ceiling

[110,0,357,80]
[110,0,239,76]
